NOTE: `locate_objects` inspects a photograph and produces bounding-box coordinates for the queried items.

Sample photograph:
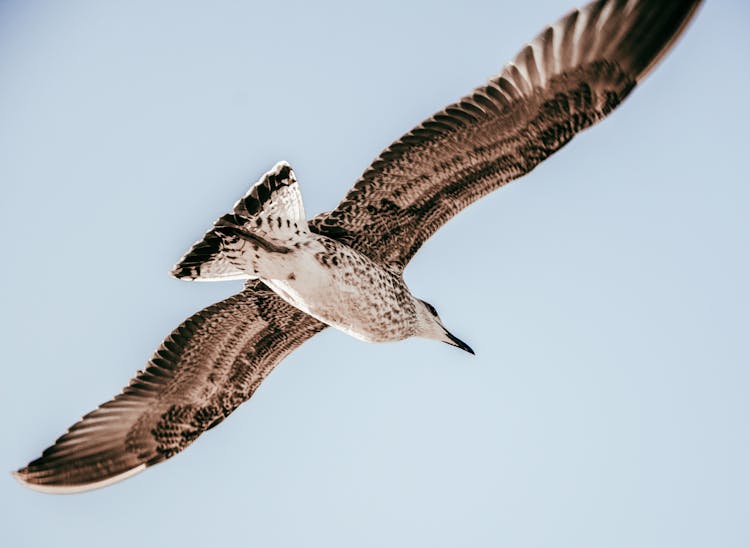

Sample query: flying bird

[16,0,702,493]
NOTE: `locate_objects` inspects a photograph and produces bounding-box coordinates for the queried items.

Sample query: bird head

[415,299,474,355]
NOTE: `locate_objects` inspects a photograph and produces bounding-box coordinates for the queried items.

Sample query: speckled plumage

[16,281,326,491]
[264,233,418,343]
[16,0,702,493]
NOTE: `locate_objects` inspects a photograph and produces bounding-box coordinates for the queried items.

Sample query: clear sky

[1,1,748,547]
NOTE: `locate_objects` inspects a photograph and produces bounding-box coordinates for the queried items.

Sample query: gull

[16,0,702,493]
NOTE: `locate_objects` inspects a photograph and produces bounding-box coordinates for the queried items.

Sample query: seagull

[16,0,702,493]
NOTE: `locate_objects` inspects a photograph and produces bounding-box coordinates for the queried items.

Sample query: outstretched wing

[15,280,326,493]
[310,0,702,268]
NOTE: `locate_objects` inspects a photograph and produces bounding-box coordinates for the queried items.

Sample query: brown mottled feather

[15,280,325,492]
[310,0,702,268]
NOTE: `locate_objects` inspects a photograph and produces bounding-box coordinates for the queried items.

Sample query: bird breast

[262,235,417,343]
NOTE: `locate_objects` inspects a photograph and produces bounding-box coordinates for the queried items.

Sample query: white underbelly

[263,277,376,342]
[262,257,409,343]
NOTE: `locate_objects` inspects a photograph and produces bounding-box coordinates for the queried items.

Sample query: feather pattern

[310,0,702,268]
[172,162,305,282]
[15,281,325,492]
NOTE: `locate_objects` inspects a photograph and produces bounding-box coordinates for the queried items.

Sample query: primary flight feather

[16,0,702,493]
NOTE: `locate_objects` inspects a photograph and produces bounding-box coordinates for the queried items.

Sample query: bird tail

[171,161,309,281]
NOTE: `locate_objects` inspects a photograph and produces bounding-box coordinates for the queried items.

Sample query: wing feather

[310,0,702,267]
[15,280,326,493]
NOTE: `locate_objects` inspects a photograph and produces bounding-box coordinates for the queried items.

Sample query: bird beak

[442,329,475,355]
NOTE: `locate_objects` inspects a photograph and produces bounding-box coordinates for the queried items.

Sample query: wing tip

[634,0,704,83]
[13,463,148,495]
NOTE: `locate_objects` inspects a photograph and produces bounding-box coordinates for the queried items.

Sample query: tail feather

[171,162,308,282]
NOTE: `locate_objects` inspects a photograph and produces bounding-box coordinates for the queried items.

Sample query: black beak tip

[445,332,475,355]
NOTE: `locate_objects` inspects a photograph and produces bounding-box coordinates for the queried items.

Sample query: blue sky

[1,1,748,547]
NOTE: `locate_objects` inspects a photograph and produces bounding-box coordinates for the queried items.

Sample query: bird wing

[15,280,326,493]
[310,0,702,268]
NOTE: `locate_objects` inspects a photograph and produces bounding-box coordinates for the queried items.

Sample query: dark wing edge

[310,0,703,267]
[14,281,326,493]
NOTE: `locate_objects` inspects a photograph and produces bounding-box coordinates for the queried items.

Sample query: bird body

[16,0,703,493]
[260,241,421,344]
[173,161,466,346]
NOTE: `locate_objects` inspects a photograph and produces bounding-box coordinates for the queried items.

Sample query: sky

[0,1,748,547]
